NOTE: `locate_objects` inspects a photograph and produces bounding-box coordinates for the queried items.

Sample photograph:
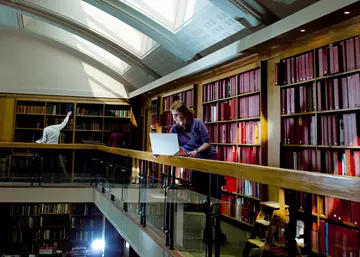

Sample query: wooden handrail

[0,142,359,202]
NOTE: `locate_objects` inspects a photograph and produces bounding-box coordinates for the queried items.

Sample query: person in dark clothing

[107,125,130,184]
[108,125,125,148]
[169,100,227,244]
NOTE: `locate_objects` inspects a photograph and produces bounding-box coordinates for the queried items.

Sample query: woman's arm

[188,120,212,157]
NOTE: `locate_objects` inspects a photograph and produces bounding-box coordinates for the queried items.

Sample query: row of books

[72,204,102,216]
[52,118,74,129]
[104,123,130,132]
[320,113,359,146]
[104,109,130,118]
[9,204,67,216]
[71,231,99,241]
[282,113,359,146]
[40,204,70,214]
[281,83,315,114]
[12,231,38,243]
[275,51,314,85]
[282,149,360,176]
[1,157,8,173]
[203,95,260,122]
[276,35,360,86]
[316,74,360,111]
[41,229,68,240]
[220,195,259,225]
[9,204,102,216]
[202,69,261,102]
[203,76,237,102]
[218,99,237,120]
[239,69,261,94]
[12,217,39,229]
[76,107,103,116]
[162,166,192,183]
[318,35,360,76]
[71,217,101,229]
[282,116,316,145]
[46,103,73,115]
[281,74,360,115]
[16,105,46,114]
[222,179,262,199]
[40,216,69,227]
[163,90,193,111]
[296,220,360,256]
[207,121,260,144]
[76,122,101,131]
[17,104,129,117]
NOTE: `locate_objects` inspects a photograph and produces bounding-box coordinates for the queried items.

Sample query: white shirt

[36,116,69,144]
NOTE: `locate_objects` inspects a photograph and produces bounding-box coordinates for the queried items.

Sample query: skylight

[120,0,210,32]
[25,0,158,58]
[22,15,131,74]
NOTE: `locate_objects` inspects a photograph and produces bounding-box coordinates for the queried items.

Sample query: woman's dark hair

[170,100,194,131]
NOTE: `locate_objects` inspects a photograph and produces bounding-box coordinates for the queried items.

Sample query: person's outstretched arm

[53,111,72,130]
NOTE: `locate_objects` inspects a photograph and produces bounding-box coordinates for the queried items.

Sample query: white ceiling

[0,0,322,93]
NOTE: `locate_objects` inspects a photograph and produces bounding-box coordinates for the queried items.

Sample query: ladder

[243,201,301,257]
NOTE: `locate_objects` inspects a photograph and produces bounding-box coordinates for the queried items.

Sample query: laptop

[149,133,182,156]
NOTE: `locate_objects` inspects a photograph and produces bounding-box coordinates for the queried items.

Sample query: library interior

[0,0,360,257]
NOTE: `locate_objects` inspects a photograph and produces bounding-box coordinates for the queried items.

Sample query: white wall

[0,30,128,98]
[0,187,95,202]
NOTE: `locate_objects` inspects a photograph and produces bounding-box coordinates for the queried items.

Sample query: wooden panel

[202,61,260,85]
[0,97,15,142]
[0,93,129,105]
[161,84,194,98]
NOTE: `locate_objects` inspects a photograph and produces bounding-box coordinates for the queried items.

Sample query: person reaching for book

[36,111,72,144]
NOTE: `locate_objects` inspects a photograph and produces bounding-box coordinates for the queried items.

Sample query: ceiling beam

[0,0,161,79]
[208,0,262,28]
[83,0,196,61]
[229,0,280,25]
[129,0,360,98]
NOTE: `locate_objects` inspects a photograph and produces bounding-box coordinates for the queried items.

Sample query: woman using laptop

[169,100,227,244]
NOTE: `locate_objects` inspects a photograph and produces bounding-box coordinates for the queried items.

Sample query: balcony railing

[0,142,359,257]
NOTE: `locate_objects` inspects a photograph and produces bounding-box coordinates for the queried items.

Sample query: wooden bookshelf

[12,99,131,144]
[0,203,103,255]
[276,33,360,255]
[201,62,268,227]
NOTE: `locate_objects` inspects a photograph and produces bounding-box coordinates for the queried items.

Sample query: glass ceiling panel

[25,0,159,58]
[22,15,130,74]
[120,0,210,32]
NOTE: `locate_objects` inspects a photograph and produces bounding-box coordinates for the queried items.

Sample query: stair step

[248,238,265,248]
[256,219,270,226]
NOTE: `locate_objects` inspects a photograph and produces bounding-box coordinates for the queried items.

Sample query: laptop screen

[149,133,180,156]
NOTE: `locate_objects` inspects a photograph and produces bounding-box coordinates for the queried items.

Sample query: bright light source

[126,242,130,248]
[300,29,306,32]
[92,239,105,251]
[344,11,350,14]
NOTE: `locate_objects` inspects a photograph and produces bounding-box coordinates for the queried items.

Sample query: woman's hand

[188,150,198,157]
